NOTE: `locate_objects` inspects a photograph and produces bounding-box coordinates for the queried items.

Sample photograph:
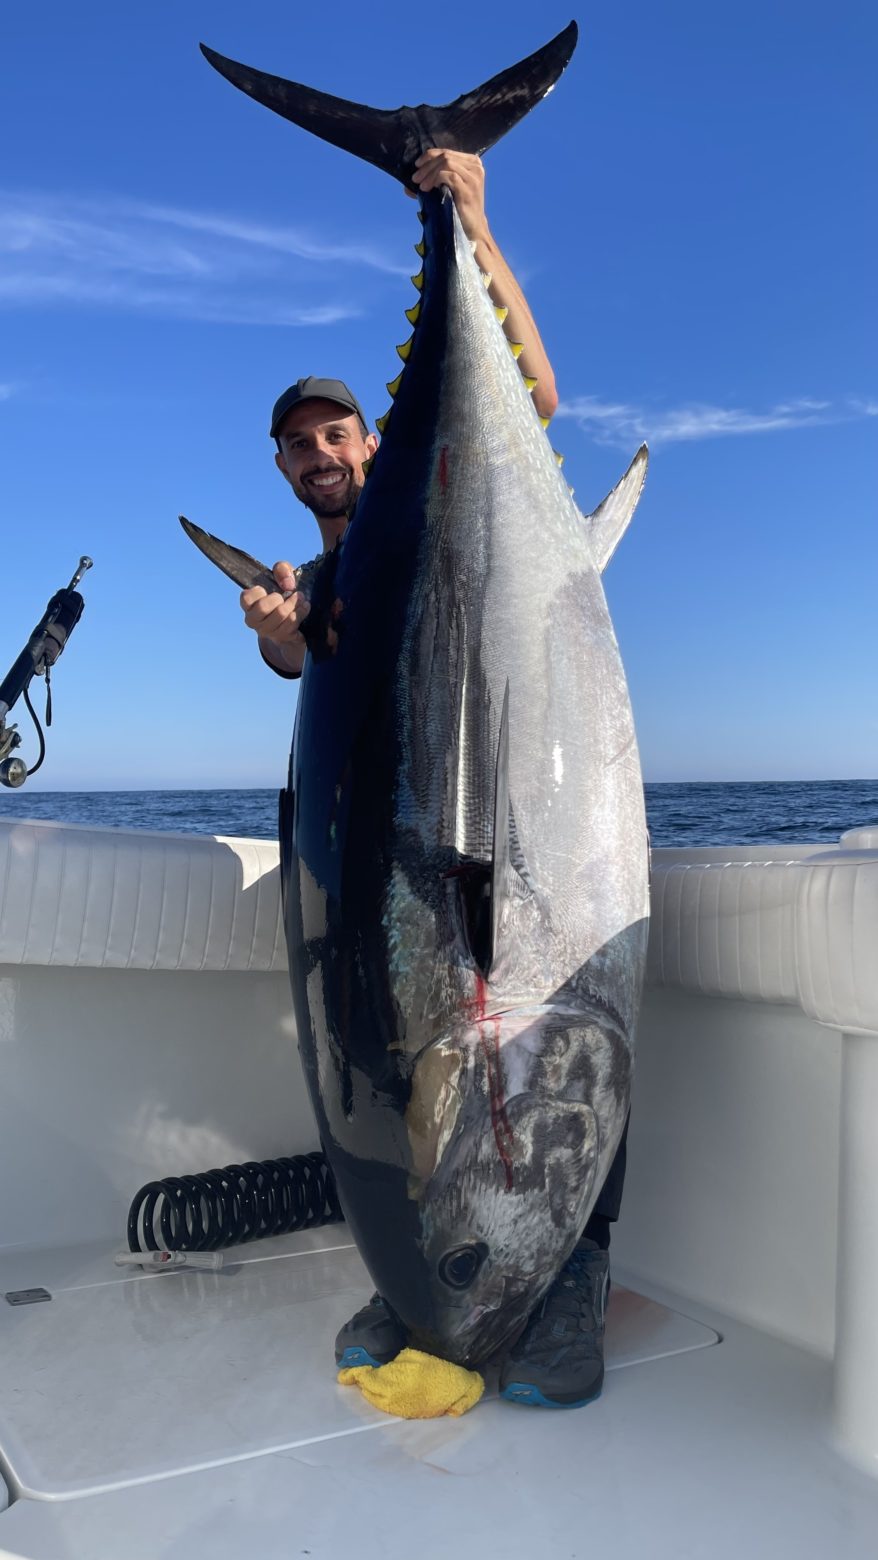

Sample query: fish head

[398,1011,604,1365]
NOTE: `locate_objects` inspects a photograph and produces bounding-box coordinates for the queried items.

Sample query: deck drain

[4,1288,52,1306]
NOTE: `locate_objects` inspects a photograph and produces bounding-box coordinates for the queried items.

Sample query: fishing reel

[0,556,93,788]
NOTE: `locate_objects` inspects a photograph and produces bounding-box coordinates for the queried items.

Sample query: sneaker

[335,1292,407,1369]
[499,1239,610,1408]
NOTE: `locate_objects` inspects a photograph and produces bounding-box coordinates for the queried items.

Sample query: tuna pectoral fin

[584,444,649,573]
[179,515,324,601]
[489,684,514,974]
[200,24,577,189]
[179,516,277,594]
[453,684,532,977]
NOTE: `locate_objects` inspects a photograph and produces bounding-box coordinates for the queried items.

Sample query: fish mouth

[411,1278,536,1367]
[462,1306,532,1365]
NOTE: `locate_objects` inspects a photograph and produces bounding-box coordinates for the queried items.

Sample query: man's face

[275,399,378,521]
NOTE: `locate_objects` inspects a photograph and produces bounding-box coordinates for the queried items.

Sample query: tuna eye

[438,1243,487,1290]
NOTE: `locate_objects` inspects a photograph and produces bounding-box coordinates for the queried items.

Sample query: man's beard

[295,466,363,521]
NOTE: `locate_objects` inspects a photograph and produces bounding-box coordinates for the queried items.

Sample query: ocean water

[0,780,875,847]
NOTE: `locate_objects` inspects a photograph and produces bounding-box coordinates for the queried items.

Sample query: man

[241,148,627,1409]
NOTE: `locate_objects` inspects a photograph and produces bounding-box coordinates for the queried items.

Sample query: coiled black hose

[127,1152,343,1253]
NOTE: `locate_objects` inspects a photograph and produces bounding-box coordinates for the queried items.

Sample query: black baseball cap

[270,377,369,440]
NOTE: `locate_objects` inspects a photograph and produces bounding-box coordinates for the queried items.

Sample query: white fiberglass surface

[0,1274,877,1560]
[0,1229,716,1501]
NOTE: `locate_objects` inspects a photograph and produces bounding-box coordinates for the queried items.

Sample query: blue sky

[1,0,875,788]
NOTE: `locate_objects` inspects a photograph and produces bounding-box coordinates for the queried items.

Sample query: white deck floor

[0,1230,876,1559]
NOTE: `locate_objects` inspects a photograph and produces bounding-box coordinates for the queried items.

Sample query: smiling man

[240,147,557,681]
[242,380,376,680]
[273,381,376,547]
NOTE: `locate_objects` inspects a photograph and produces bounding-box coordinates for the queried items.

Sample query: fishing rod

[0,556,93,788]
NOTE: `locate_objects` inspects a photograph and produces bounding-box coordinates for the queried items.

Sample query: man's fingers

[413,163,473,189]
[413,150,483,184]
[272,560,296,591]
[414,148,480,169]
[262,618,307,647]
[243,590,283,630]
[243,589,310,641]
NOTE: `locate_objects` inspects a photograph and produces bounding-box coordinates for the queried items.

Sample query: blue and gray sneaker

[499,1238,610,1408]
[335,1293,407,1369]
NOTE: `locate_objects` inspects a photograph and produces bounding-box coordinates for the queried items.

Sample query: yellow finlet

[522,376,538,393]
[508,341,524,360]
[416,210,426,224]
[362,456,375,476]
[405,301,422,326]
[553,450,565,467]
[411,270,425,292]
[494,306,509,324]
[414,239,426,257]
[481,271,493,289]
[568,485,575,498]
[396,338,414,362]
[386,371,405,398]
[539,415,552,429]
[375,410,392,434]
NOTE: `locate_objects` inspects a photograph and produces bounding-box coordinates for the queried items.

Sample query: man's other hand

[243,561,310,678]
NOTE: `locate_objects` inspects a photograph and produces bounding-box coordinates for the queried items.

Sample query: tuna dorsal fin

[200,24,577,190]
[584,444,649,573]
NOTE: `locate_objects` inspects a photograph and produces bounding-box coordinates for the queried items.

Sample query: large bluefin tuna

[190,24,650,1365]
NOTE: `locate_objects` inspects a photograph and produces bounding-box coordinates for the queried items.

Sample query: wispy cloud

[0,190,408,325]
[556,395,878,449]
[138,202,410,277]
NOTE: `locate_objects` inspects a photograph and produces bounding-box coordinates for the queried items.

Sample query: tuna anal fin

[584,444,649,572]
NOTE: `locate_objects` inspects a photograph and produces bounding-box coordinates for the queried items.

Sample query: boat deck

[0,1229,876,1559]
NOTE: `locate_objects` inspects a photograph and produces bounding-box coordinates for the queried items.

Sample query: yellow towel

[338,1347,484,1419]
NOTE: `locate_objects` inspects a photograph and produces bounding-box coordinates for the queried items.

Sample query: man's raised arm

[411,149,559,422]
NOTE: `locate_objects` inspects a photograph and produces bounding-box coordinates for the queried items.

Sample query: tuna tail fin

[584,444,649,573]
[200,23,578,189]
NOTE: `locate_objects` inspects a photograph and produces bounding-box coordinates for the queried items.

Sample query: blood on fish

[471,972,515,1191]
